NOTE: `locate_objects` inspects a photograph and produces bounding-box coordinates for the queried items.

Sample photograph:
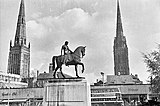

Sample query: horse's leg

[53,67,56,78]
[53,67,59,78]
[78,63,85,73]
[75,64,79,78]
[52,56,56,72]
[60,66,65,78]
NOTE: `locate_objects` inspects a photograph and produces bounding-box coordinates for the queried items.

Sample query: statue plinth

[43,78,91,106]
[47,77,85,82]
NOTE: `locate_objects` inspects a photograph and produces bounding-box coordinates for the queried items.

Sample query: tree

[143,44,160,93]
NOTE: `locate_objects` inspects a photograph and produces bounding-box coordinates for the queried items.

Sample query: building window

[2,75,4,81]
[22,18,23,24]
[24,39,26,45]
[16,37,19,44]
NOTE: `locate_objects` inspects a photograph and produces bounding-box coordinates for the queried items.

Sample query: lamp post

[100,72,104,86]
[8,75,10,106]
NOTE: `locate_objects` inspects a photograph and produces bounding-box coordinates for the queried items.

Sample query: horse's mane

[74,46,84,53]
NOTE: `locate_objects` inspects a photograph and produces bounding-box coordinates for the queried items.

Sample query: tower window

[17,38,19,44]
[24,39,26,45]
[22,18,23,24]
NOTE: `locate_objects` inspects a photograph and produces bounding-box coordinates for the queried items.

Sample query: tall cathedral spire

[14,0,26,46]
[116,0,123,37]
[7,0,30,79]
[113,0,130,75]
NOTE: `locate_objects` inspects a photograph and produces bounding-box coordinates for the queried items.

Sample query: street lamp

[7,75,10,106]
[100,72,104,86]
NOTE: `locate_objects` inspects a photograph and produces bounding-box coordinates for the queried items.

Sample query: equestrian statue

[52,41,86,78]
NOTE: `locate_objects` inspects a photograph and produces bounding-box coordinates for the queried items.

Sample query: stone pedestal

[43,78,91,106]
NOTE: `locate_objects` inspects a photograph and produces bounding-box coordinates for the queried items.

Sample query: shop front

[119,84,150,103]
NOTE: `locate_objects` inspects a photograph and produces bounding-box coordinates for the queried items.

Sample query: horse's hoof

[82,69,84,73]
[53,75,56,78]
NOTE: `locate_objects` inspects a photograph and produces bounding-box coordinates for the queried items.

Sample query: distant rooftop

[106,74,143,85]
[37,72,72,79]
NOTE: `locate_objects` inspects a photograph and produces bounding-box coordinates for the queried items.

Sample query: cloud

[26,7,115,82]
[27,20,47,39]
[21,0,160,84]
[1,0,160,83]
[31,12,42,19]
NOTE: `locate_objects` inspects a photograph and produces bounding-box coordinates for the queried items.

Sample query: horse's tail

[52,56,56,71]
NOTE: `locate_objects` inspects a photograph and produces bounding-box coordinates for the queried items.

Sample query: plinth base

[43,78,91,106]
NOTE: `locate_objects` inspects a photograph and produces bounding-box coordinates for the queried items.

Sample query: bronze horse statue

[52,46,86,78]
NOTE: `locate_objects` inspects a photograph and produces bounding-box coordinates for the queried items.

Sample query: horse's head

[81,46,86,58]
[73,46,86,58]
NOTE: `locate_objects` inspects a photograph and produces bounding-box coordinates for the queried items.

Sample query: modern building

[91,86,124,106]
[93,73,148,105]
[91,84,151,105]
[113,0,130,75]
[7,0,30,79]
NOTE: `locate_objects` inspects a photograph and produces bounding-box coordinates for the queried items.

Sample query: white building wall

[0,71,27,88]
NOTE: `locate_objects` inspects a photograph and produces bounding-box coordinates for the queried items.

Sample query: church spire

[14,0,26,46]
[7,0,30,79]
[116,0,123,37]
[19,0,25,17]
[113,0,130,75]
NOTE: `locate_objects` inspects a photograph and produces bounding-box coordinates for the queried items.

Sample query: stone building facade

[7,0,30,79]
[113,1,130,75]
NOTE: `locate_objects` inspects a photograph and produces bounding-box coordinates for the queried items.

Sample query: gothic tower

[113,0,130,75]
[7,0,30,78]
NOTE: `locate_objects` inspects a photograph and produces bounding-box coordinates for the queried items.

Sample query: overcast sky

[0,0,160,83]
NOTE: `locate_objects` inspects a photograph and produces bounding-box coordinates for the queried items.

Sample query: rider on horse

[52,45,86,78]
[61,41,73,65]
